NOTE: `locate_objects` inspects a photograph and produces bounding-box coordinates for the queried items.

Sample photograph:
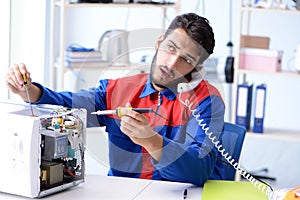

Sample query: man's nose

[166,54,180,69]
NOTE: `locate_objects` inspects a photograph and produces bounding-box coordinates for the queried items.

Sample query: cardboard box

[240,35,270,49]
[239,48,283,72]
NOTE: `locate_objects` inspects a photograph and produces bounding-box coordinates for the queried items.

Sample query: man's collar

[139,75,177,100]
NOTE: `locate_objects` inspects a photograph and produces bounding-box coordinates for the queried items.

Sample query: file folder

[253,84,267,133]
[202,180,268,200]
[235,83,253,131]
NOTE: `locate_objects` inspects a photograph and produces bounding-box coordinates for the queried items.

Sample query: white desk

[0,175,202,200]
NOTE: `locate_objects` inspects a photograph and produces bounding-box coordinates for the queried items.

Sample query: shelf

[238,69,300,78]
[50,0,180,90]
[246,128,300,142]
[241,6,300,15]
[56,2,179,9]
[236,3,300,185]
[231,1,300,133]
[56,61,150,71]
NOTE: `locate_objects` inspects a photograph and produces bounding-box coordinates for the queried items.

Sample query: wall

[10,0,46,82]
[0,1,10,100]
[5,0,47,101]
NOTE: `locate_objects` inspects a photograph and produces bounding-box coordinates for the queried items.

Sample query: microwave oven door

[0,113,41,198]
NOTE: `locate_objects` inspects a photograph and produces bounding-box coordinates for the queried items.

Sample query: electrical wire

[194,0,201,13]
[201,0,205,16]
[66,43,100,83]
[194,0,205,16]
[124,8,130,30]
[227,0,233,56]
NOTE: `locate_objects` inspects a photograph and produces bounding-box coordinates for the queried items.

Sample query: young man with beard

[5,13,226,186]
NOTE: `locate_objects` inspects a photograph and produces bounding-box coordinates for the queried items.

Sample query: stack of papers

[65,45,104,68]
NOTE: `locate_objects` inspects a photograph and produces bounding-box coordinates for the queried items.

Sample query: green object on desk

[202,180,268,200]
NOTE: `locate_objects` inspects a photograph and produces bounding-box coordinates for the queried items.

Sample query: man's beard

[150,52,190,90]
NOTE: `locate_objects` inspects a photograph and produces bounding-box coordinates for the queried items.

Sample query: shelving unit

[49,0,181,91]
[234,0,300,188]
[232,1,300,131]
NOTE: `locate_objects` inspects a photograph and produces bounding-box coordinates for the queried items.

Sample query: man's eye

[183,57,193,65]
[186,59,192,64]
[167,44,176,52]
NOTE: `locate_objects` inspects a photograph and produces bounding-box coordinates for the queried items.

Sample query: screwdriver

[22,73,34,116]
[91,107,153,117]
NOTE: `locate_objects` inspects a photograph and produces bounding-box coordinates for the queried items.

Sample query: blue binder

[235,83,253,131]
[253,84,267,133]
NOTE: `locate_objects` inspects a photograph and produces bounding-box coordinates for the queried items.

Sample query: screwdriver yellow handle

[116,107,132,117]
[116,107,153,117]
[22,74,28,86]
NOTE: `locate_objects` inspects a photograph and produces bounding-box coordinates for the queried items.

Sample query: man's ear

[155,35,165,50]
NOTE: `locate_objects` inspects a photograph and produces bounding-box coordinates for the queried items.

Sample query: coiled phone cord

[149,91,274,198]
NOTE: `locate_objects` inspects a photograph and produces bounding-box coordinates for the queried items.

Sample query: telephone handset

[177,67,206,93]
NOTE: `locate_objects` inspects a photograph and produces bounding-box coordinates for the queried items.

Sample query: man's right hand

[5,63,41,102]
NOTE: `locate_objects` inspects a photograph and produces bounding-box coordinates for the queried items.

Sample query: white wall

[8,0,47,100]
[0,1,11,100]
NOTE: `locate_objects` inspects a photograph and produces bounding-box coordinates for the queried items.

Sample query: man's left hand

[120,104,163,162]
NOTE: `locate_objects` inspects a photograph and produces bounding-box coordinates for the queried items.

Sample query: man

[6,13,226,186]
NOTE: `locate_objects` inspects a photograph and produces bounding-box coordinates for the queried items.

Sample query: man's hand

[120,103,163,162]
[5,63,42,102]
[6,63,31,94]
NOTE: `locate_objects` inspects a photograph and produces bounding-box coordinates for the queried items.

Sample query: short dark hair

[165,13,215,64]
